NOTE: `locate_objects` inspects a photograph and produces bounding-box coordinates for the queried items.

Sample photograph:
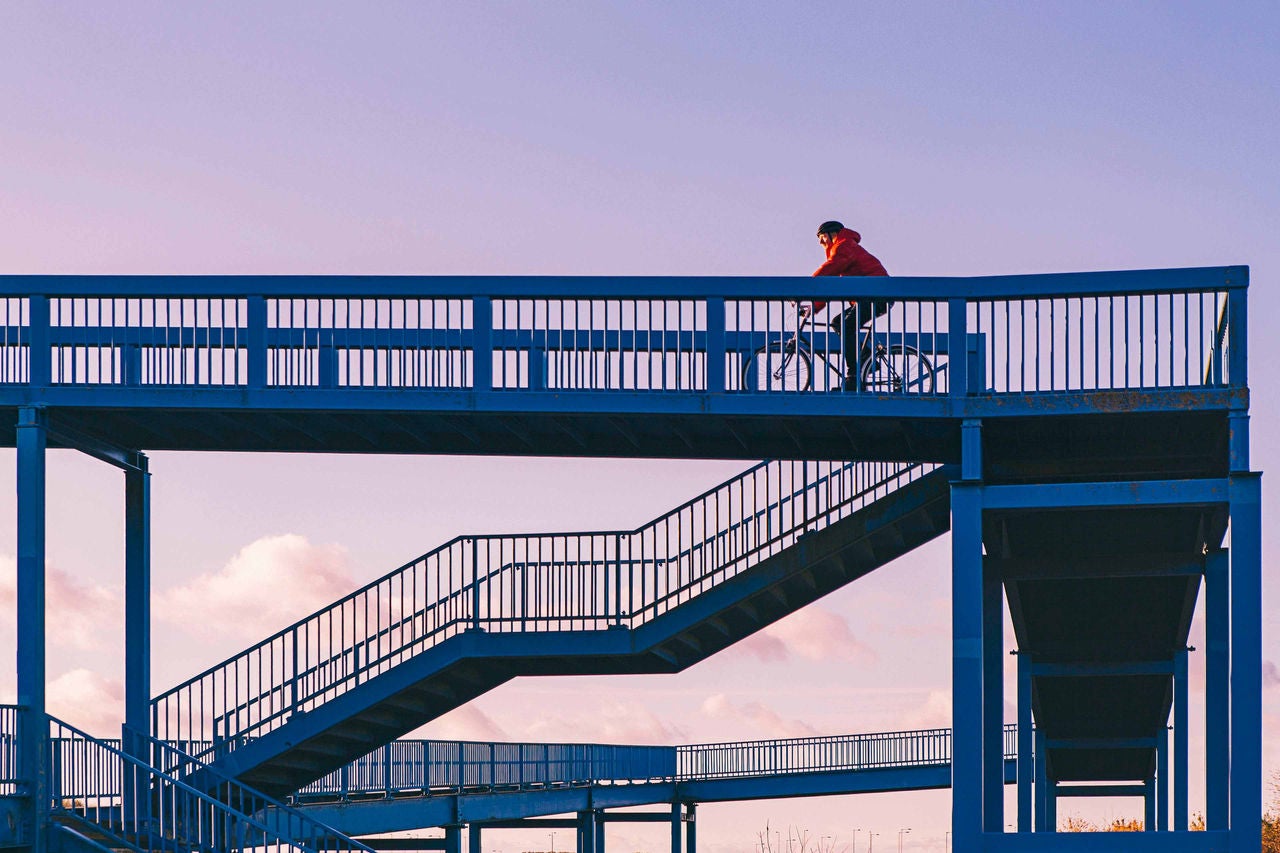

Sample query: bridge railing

[0,268,1243,395]
[153,458,935,757]
[290,727,1021,802]
[0,704,21,796]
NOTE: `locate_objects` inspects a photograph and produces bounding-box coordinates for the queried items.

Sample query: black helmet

[817,220,844,236]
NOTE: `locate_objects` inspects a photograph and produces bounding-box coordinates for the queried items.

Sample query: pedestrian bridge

[0,265,1258,853]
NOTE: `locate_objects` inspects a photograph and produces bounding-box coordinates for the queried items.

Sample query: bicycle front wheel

[742,342,813,392]
[860,345,936,394]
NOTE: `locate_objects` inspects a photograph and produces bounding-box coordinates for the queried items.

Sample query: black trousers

[836,299,892,380]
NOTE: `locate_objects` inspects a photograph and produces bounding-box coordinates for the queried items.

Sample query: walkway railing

[49,716,372,853]
[0,268,1243,396]
[0,704,21,796]
[292,727,1021,802]
[154,457,937,755]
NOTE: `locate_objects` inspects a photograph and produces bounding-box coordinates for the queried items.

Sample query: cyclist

[796,221,890,390]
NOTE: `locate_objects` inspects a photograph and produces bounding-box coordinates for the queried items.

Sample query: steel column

[951,419,982,852]
[595,813,605,853]
[1016,652,1032,832]
[685,803,696,853]
[982,563,1003,833]
[469,824,481,853]
[670,803,681,853]
[1204,550,1228,830]
[1156,727,1168,831]
[1034,731,1047,833]
[1144,778,1156,831]
[124,461,150,740]
[1174,646,1188,830]
[444,825,461,853]
[16,407,47,853]
[1046,782,1056,833]
[578,811,595,853]
[1229,472,1261,853]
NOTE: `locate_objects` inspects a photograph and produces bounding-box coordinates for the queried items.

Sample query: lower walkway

[287,728,1019,837]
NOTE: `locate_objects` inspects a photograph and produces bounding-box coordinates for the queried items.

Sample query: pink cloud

[734,606,876,665]
[0,554,119,649]
[518,699,687,745]
[1265,660,1280,690]
[416,704,508,741]
[156,534,355,640]
[700,693,822,739]
[48,669,124,737]
[900,690,951,730]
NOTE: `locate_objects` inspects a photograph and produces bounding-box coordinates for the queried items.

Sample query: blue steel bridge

[0,266,1260,853]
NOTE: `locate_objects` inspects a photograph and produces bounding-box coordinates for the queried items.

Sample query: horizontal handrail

[155,459,936,758]
[48,715,370,853]
[292,726,1023,801]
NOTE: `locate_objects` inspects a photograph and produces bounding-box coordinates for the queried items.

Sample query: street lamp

[896,828,910,853]
[868,832,880,853]
[549,832,556,853]
[822,835,833,853]
[944,831,950,853]
[851,828,860,853]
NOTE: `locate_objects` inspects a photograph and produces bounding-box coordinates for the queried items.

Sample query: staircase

[47,716,372,853]
[154,459,955,799]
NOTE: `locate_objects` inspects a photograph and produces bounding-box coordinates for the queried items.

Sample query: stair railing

[49,715,373,853]
[155,458,938,757]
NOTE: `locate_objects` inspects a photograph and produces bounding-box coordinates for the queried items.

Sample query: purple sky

[2,2,1278,850]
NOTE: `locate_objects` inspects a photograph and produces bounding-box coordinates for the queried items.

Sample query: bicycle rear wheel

[742,342,813,392]
[859,345,935,394]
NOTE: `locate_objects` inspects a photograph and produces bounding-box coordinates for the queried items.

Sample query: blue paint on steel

[1055,785,1146,798]
[1173,647,1188,830]
[16,407,47,853]
[123,462,149,760]
[950,476,983,852]
[1204,550,1229,830]
[1016,653,1032,832]
[1229,473,1262,853]
[983,562,1003,833]
[1156,727,1168,831]
[1034,731,1048,833]
[1144,777,1156,833]
[979,479,1229,511]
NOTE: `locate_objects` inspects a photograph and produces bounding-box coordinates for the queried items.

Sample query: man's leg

[841,305,866,390]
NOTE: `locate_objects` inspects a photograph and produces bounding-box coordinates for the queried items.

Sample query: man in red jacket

[797,220,891,390]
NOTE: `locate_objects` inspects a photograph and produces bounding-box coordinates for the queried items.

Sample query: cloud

[156,535,356,639]
[735,606,876,665]
[520,699,687,745]
[700,693,822,739]
[0,554,120,649]
[900,690,952,730]
[416,704,508,741]
[1265,660,1280,689]
[48,669,124,737]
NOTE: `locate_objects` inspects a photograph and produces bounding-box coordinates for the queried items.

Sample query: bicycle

[741,309,936,393]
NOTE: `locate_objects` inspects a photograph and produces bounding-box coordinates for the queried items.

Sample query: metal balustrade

[0,269,1242,397]
[290,727,1021,802]
[48,716,373,853]
[0,704,21,796]
[154,457,934,757]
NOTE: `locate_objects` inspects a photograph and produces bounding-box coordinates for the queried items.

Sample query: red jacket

[811,228,888,311]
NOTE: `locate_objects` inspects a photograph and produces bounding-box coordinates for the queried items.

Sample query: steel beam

[1044,737,1156,750]
[1016,652,1032,832]
[1229,472,1261,853]
[1204,550,1228,830]
[1054,785,1146,798]
[979,479,1228,511]
[991,553,1204,581]
[1030,661,1173,677]
[982,562,1003,833]
[1174,647,1188,830]
[16,407,47,853]
[951,423,983,853]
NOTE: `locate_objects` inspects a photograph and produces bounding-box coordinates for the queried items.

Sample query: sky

[1,1,1279,850]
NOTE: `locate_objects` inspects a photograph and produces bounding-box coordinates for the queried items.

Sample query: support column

[1204,549,1229,830]
[1045,782,1056,833]
[16,407,48,853]
[951,421,983,853]
[1144,778,1156,831]
[982,564,1003,833]
[595,812,605,853]
[1016,652,1032,832]
[444,825,462,853]
[1229,471,1261,853]
[1156,726,1168,831]
[670,803,682,853]
[1033,731,1047,833]
[1173,646,1188,831]
[124,460,150,743]
[578,812,595,853]
[685,803,695,853]
[469,824,481,853]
